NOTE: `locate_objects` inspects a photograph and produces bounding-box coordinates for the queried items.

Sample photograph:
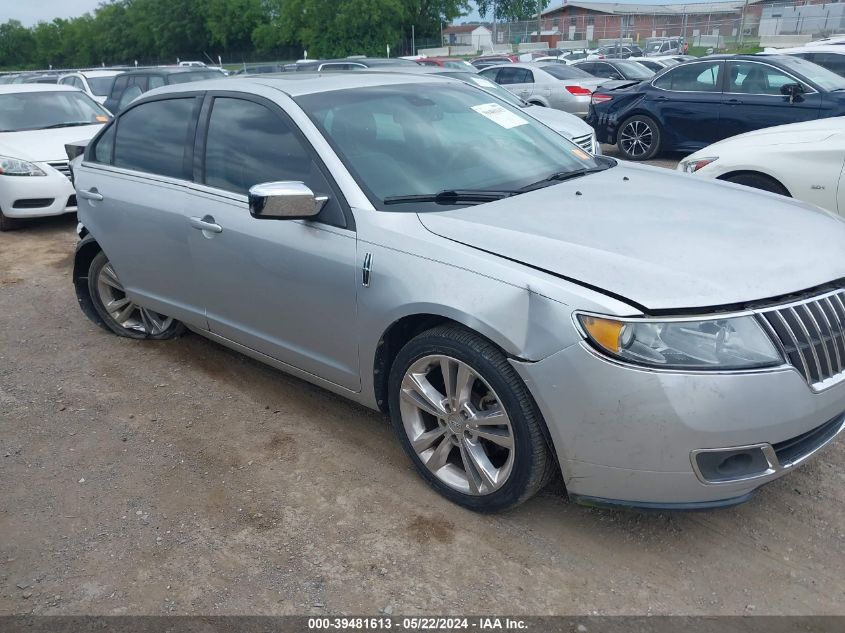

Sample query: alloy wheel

[95,262,174,335]
[398,354,515,496]
[619,120,654,158]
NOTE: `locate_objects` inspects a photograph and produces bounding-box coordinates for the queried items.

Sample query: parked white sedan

[678,117,845,215]
[0,84,110,231]
[58,70,121,106]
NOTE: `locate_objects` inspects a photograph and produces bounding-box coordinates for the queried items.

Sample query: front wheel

[388,325,555,512]
[617,114,661,160]
[0,210,21,232]
[87,251,184,339]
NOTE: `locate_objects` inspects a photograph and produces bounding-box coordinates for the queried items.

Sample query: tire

[721,172,790,197]
[388,324,555,513]
[0,209,21,232]
[617,114,661,161]
[87,250,184,340]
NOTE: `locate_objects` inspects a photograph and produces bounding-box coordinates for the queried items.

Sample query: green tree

[476,0,549,22]
[0,20,35,68]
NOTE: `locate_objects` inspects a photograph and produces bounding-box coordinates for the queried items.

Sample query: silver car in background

[368,66,600,154]
[478,62,617,117]
[71,73,845,512]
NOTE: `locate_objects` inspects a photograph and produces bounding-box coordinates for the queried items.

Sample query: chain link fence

[430,1,845,57]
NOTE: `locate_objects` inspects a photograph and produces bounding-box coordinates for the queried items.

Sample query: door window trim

[85,92,204,183]
[722,59,818,96]
[193,91,355,231]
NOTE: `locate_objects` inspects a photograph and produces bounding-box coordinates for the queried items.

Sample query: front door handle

[654,96,669,102]
[189,215,223,233]
[725,98,743,105]
[78,188,104,201]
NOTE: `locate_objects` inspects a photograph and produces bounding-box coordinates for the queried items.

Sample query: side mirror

[248,181,328,220]
[780,82,805,102]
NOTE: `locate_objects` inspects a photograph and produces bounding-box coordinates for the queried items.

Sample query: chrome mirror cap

[248,181,328,219]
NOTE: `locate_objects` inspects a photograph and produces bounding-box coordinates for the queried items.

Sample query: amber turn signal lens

[579,315,625,353]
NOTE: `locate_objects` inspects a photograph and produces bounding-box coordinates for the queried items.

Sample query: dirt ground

[1,195,844,616]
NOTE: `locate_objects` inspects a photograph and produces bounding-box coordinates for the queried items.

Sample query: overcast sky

[2,0,102,26]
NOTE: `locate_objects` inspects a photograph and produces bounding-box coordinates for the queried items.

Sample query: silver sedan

[71,73,845,512]
[478,62,611,117]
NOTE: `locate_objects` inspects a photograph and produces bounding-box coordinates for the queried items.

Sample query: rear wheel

[617,114,661,160]
[388,325,555,512]
[720,172,790,197]
[87,251,184,339]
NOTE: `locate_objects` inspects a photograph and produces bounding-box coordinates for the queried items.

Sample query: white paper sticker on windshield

[471,103,529,129]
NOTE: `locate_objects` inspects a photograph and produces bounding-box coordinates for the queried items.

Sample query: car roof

[139,72,459,100]
[0,84,80,94]
[118,67,219,76]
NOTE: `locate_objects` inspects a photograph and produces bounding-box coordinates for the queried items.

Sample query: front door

[720,60,822,139]
[187,95,360,390]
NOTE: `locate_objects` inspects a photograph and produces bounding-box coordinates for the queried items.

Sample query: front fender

[73,233,107,329]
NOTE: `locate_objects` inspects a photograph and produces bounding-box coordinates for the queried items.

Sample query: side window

[113,98,195,178]
[110,75,128,98]
[592,63,615,78]
[203,97,345,227]
[577,62,595,74]
[654,61,722,92]
[91,123,116,164]
[149,75,166,89]
[117,85,143,111]
[497,67,528,84]
[727,62,799,95]
[809,53,845,77]
[515,68,534,83]
[478,68,500,82]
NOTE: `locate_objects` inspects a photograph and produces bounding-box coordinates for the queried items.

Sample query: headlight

[680,156,718,174]
[0,156,47,176]
[577,313,782,370]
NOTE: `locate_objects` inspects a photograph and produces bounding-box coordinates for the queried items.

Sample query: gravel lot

[1,154,844,616]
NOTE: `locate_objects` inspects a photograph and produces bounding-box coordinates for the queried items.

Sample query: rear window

[539,64,593,80]
[168,71,222,85]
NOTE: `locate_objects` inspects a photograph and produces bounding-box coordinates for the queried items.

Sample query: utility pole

[738,0,750,48]
[412,24,416,55]
[492,0,497,52]
[537,0,542,45]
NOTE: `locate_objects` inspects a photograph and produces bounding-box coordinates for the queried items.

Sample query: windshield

[614,61,655,79]
[87,76,117,96]
[0,91,110,132]
[539,64,593,79]
[447,73,527,108]
[777,55,845,90]
[296,83,601,211]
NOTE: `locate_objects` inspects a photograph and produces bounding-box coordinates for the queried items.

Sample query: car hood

[0,125,103,162]
[524,105,593,137]
[417,163,845,312]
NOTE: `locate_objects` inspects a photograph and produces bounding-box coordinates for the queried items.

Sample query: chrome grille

[48,161,71,179]
[571,133,594,154]
[759,290,845,388]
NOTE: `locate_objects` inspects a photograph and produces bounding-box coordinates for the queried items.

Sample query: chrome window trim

[722,59,818,96]
[650,59,723,93]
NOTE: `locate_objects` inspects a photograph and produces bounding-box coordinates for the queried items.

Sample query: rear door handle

[725,98,743,105]
[78,188,104,201]
[654,96,669,102]
[189,215,223,233]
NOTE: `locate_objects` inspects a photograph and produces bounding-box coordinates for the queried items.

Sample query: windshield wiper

[519,166,610,192]
[383,189,519,206]
[39,121,96,130]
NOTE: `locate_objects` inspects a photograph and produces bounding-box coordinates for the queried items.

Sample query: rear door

[496,67,534,100]
[720,60,822,138]
[74,95,206,328]
[649,60,725,150]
